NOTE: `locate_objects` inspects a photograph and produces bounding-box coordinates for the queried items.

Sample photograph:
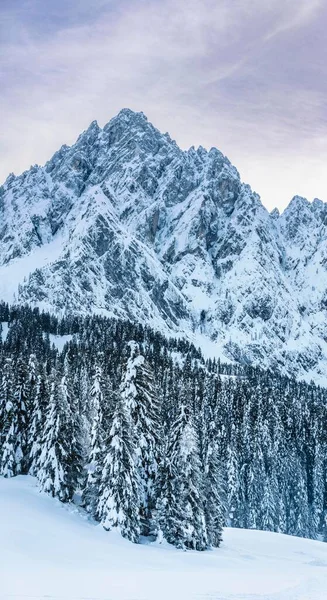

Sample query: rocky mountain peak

[270,207,280,219]
[115,107,148,123]
[0,109,327,384]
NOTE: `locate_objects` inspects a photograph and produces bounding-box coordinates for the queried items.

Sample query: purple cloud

[0,0,326,210]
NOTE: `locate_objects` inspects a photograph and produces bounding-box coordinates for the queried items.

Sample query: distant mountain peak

[116,107,147,121]
[270,207,280,219]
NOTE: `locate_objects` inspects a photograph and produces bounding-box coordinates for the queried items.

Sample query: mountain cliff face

[1,108,326,382]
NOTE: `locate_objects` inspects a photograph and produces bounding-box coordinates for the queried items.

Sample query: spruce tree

[158,404,207,550]
[29,364,49,475]
[310,443,324,539]
[82,363,105,514]
[204,439,224,547]
[203,381,225,547]
[287,453,310,538]
[0,358,13,451]
[121,342,161,535]
[13,357,29,473]
[96,392,140,542]
[62,349,84,494]
[0,358,26,477]
[37,367,73,501]
[226,426,241,527]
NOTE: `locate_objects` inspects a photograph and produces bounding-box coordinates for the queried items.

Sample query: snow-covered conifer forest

[1,303,326,549]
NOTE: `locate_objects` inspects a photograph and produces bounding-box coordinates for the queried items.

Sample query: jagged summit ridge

[0,109,327,383]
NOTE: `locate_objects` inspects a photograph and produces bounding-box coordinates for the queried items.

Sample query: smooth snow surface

[1,476,327,600]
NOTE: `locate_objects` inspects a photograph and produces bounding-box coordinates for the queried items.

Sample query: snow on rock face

[1,108,327,382]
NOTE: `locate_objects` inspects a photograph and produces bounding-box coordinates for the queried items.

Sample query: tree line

[0,303,326,549]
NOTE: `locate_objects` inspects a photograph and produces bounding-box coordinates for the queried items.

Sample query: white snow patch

[1,475,327,600]
[48,333,73,351]
[0,234,65,303]
[1,321,9,342]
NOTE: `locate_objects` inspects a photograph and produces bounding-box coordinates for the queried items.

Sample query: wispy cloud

[0,0,326,209]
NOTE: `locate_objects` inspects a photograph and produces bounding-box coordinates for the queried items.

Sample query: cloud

[263,0,322,40]
[0,0,326,210]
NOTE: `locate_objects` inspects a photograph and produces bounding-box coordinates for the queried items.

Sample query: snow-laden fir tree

[287,452,310,538]
[226,425,241,527]
[0,358,27,477]
[96,391,140,542]
[202,377,225,547]
[0,357,13,451]
[247,423,266,530]
[0,420,17,478]
[27,353,37,387]
[203,439,225,547]
[0,358,17,477]
[310,442,325,539]
[37,367,74,502]
[13,357,29,473]
[121,342,161,535]
[259,417,279,532]
[29,362,49,475]
[62,349,85,493]
[158,404,207,550]
[25,354,37,464]
[82,362,105,514]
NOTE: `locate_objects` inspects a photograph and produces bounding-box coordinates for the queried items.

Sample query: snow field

[1,476,327,600]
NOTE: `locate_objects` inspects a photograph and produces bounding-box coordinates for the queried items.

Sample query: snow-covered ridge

[1,475,327,600]
[1,108,327,382]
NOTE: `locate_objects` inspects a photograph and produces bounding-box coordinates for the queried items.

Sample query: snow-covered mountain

[1,108,327,382]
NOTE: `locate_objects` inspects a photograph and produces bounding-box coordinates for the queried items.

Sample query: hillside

[0,306,326,545]
[1,109,327,383]
[1,475,327,600]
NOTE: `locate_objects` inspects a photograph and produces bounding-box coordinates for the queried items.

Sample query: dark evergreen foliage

[0,302,326,548]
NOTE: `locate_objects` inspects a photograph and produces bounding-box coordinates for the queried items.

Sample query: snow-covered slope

[1,476,327,600]
[1,109,327,381]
